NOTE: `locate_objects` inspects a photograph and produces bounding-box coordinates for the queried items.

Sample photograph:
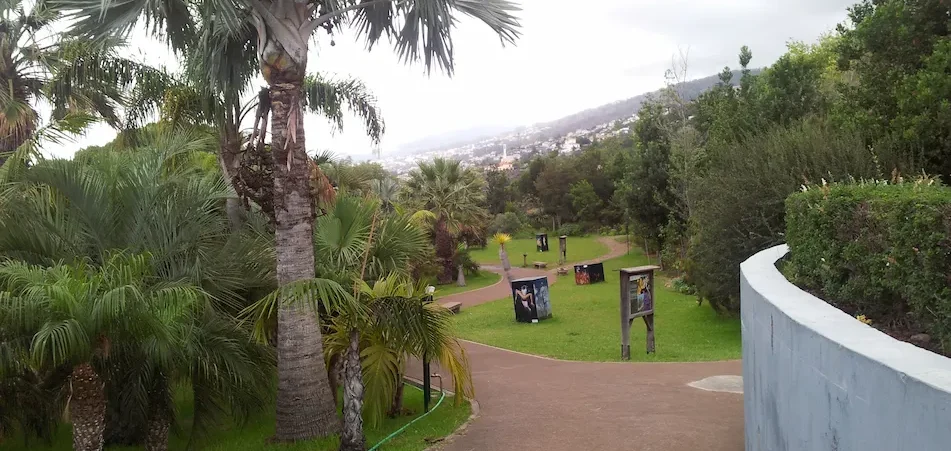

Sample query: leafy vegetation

[454,251,741,362]
[0,384,470,451]
[785,178,951,355]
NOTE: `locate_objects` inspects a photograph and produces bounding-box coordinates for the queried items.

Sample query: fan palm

[0,0,168,163]
[0,141,276,449]
[57,0,521,440]
[404,158,489,284]
[0,253,208,451]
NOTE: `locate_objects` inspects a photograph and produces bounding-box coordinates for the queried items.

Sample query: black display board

[511,276,552,323]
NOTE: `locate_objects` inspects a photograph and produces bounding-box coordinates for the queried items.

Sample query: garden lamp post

[423,285,436,411]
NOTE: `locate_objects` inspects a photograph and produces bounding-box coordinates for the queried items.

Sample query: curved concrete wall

[741,245,951,451]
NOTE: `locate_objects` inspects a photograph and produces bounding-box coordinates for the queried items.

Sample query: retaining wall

[741,244,951,451]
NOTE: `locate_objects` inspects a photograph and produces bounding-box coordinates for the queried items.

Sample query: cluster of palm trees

[0,0,520,450]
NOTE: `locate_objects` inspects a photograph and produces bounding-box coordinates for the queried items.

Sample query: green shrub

[785,179,951,352]
[487,212,523,236]
[687,117,906,314]
[557,223,585,237]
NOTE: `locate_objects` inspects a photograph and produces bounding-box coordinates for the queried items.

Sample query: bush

[487,212,523,236]
[785,179,951,352]
[687,117,906,314]
[557,223,585,237]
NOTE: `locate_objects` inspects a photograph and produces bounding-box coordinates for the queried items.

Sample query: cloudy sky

[46,0,858,159]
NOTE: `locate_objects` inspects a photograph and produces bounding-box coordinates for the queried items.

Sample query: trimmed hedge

[785,181,951,352]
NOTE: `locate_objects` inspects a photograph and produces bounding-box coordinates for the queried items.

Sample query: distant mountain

[530,69,760,140]
[396,124,516,155]
[401,69,760,156]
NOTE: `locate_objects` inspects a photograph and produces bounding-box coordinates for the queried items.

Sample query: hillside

[530,69,758,140]
[404,69,758,155]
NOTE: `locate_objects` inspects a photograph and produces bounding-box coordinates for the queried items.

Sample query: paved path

[412,237,744,451]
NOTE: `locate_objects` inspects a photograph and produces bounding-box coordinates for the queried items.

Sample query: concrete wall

[741,245,951,451]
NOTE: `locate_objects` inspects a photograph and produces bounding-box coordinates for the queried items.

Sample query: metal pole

[423,353,431,412]
[423,287,435,412]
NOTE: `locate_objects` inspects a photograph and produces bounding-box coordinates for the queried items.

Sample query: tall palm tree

[0,254,208,451]
[404,158,489,284]
[59,0,521,440]
[0,0,167,163]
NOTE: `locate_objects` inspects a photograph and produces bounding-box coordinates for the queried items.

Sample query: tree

[404,158,488,284]
[61,0,521,440]
[484,169,510,215]
[0,254,207,451]
[569,179,601,224]
[534,157,579,227]
[0,0,166,163]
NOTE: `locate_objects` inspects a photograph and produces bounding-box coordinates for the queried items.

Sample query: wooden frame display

[619,265,660,359]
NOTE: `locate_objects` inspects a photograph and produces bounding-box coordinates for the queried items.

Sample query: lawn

[433,270,502,298]
[454,250,742,362]
[0,384,470,451]
[468,236,609,267]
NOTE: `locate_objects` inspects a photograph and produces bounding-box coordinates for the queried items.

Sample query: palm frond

[352,0,521,74]
[303,74,384,144]
[241,277,360,343]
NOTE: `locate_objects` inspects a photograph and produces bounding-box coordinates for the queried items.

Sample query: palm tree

[60,0,521,440]
[404,158,489,284]
[0,254,208,451]
[0,141,277,449]
[246,195,472,449]
[0,0,167,163]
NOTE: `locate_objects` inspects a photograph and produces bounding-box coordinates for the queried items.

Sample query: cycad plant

[0,140,276,449]
[58,0,521,439]
[0,253,208,451]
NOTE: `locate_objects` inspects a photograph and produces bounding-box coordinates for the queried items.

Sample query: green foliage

[556,223,585,237]
[835,0,951,176]
[785,180,951,352]
[487,212,525,237]
[483,169,510,215]
[569,180,602,226]
[688,117,902,314]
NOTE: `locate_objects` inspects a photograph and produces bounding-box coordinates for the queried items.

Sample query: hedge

[785,181,951,352]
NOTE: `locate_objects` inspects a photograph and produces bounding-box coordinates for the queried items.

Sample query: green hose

[367,383,446,451]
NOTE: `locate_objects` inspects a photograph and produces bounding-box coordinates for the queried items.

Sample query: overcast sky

[45,0,858,159]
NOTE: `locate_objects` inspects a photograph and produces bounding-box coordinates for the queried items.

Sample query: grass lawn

[434,271,502,298]
[0,384,470,451]
[454,250,741,362]
[468,236,608,267]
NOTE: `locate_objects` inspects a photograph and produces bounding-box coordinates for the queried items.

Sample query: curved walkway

[411,237,744,451]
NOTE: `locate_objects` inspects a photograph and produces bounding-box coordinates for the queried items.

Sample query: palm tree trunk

[499,246,513,284]
[144,409,169,451]
[270,80,339,441]
[144,375,170,451]
[456,264,466,287]
[69,362,106,451]
[339,328,365,451]
[388,377,405,418]
[434,217,454,284]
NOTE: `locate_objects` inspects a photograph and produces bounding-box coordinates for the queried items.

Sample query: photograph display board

[619,265,660,359]
[573,262,605,285]
[511,276,552,323]
[535,233,549,252]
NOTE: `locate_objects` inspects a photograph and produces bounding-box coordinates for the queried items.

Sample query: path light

[422,285,435,411]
